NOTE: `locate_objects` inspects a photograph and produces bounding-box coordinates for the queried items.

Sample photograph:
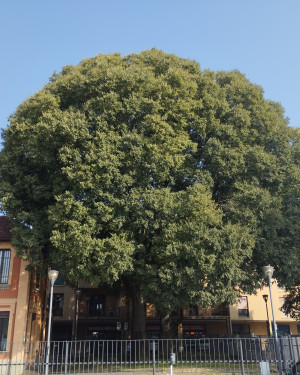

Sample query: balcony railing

[146,306,230,319]
[183,307,230,318]
[238,309,249,317]
[80,308,120,319]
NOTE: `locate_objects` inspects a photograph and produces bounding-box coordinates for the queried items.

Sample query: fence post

[152,340,156,375]
[64,341,69,375]
[239,339,245,375]
[275,338,283,375]
[288,337,295,371]
[170,351,176,375]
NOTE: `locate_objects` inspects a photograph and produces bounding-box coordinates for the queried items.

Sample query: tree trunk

[177,310,184,353]
[131,289,147,339]
[161,313,172,339]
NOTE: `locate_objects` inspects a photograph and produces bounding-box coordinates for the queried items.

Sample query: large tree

[270,129,300,319]
[0,49,298,336]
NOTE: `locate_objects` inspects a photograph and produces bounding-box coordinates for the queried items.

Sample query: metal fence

[1,337,300,375]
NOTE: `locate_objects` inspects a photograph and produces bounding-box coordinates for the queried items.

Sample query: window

[232,324,250,335]
[277,324,290,336]
[0,312,9,351]
[188,305,198,316]
[0,250,10,284]
[184,325,206,338]
[237,296,249,317]
[52,294,64,317]
[54,274,65,286]
[211,304,222,316]
[89,295,105,317]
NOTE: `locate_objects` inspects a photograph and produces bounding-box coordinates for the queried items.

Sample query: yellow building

[230,283,299,336]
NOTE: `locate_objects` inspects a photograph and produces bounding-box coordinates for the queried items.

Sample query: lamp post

[263,265,282,375]
[74,288,81,340]
[262,294,271,337]
[45,270,59,375]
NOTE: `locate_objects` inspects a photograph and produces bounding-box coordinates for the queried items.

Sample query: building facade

[0,217,47,358]
[0,216,298,344]
[51,280,299,340]
[230,283,299,336]
[0,216,31,360]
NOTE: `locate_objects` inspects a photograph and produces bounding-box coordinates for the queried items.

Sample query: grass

[37,360,280,374]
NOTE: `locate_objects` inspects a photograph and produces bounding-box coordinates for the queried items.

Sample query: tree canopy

[0,49,299,324]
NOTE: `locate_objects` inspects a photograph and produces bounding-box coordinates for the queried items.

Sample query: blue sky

[1,0,299,134]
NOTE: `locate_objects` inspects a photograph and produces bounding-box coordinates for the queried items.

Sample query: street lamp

[263,266,278,339]
[262,294,271,337]
[74,288,82,340]
[263,265,282,375]
[45,270,59,375]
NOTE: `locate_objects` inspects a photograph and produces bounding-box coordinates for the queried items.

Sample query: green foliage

[270,130,300,317]
[132,184,253,311]
[0,49,298,313]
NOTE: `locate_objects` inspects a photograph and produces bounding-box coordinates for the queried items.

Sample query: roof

[0,217,12,242]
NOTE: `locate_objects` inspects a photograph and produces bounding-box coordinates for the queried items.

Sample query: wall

[0,241,30,359]
[230,280,299,336]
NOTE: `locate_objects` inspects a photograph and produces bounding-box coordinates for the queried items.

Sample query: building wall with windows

[0,216,48,362]
[51,280,129,340]
[230,282,299,336]
[1,216,298,344]
[51,280,232,340]
[0,217,30,358]
[51,279,300,340]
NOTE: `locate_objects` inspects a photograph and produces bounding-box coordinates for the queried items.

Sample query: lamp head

[262,294,268,303]
[48,270,59,282]
[74,288,82,297]
[263,265,274,278]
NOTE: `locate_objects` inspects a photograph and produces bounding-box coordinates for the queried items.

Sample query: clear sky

[1,0,299,134]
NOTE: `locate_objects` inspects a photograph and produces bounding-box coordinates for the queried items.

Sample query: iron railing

[0,336,299,374]
[183,306,230,318]
[80,307,120,318]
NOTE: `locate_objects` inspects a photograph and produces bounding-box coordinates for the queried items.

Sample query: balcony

[183,305,230,318]
[79,307,120,319]
[238,309,249,317]
[146,304,180,319]
[146,304,230,319]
